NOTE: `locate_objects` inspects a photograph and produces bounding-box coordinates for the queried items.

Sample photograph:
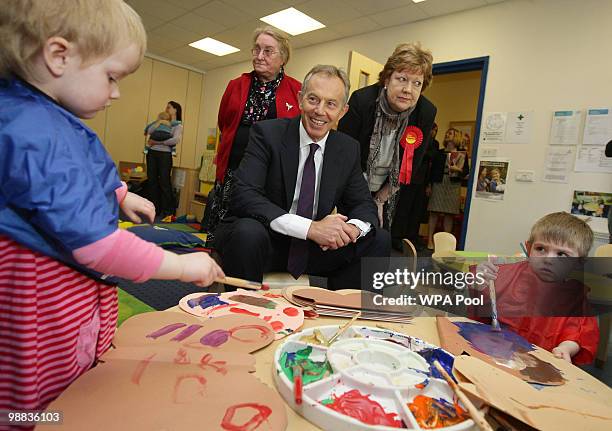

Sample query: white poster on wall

[574,146,612,173]
[481,112,507,144]
[582,108,612,146]
[474,158,510,201]
[504,111,533,144]
[549,110,582,145]
[542,146,574,183]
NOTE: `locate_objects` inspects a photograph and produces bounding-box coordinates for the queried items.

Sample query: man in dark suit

[215,65,390,290]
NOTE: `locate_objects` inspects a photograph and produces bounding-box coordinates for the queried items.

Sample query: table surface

[169,291,611,431]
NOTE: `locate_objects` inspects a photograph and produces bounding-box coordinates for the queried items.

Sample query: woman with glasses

[338,43,437,250]
[202,26,301,245]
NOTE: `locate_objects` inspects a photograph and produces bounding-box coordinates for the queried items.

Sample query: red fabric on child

[0,236,117,414]
[471,260,599,365]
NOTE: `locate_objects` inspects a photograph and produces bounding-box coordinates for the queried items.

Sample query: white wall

[200,0,612,254]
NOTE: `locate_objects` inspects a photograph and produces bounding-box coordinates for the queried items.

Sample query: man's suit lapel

[280,117,301,209]
[317,131,341,219]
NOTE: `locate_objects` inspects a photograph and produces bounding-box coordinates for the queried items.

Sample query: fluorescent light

[189,37,239,56]
[260,7,325,36]
[412,0,427,3]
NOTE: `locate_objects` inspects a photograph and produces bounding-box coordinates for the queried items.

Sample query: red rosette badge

[399,125,424,184]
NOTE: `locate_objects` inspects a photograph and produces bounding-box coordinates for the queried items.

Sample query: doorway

[427,57,489,250]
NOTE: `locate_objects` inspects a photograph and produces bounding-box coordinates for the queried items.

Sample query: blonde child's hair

[157,111,171,121]
[529,212,594,257]
[0,0,147,80]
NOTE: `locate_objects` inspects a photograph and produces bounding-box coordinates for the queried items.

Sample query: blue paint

[454,321,533,361]
[418,348,455,380]
[187,294,228,309]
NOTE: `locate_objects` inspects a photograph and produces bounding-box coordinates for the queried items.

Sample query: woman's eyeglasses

[251,47,278,57]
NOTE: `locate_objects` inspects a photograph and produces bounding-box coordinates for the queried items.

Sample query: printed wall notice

[582,108,612,146]
[481,112,507,144]
[542,146,574,183]
[504,111,533,144]
[549,110,582,145]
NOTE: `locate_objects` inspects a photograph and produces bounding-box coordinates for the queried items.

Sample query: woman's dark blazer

[337,83,437,184]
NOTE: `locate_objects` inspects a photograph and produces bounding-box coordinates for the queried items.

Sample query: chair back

[401,239,418,273]
[433,232,457,255]
[594,244,612,257]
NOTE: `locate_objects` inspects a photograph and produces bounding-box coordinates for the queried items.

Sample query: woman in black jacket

[338,43,437,249]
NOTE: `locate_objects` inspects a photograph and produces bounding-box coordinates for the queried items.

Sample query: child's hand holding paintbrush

[474,256,501,331]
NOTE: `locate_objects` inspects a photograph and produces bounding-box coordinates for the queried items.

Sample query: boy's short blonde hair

[158,111,171,121]
[529,212,593,257]
[0,0,147,80]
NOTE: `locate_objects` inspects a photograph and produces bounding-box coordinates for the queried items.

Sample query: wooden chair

[402,239,418,273]
[433,232,457,256]
[594,243,612,368]
[595,243,612,257]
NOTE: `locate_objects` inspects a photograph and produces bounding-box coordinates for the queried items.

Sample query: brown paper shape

[436,317,565,386]
[291,287,365,309]
[47,312,286,430]
[113,311,274,352]
[453,355,612,431]
[178,290,304,340]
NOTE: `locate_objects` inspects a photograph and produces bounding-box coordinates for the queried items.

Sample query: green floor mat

[117,287,155,327]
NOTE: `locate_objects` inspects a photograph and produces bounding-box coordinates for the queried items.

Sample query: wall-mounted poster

[571,190,611,235]
[475,159,510,201]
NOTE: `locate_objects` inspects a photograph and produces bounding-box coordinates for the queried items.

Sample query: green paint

[280,346,332,385]
[320,398,334,405]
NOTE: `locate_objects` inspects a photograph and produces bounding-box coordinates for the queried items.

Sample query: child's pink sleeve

[72,229,164,282]
[115,182,128,203]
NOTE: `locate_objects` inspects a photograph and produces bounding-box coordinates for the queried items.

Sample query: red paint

[261,283,270,291]
[293,365,303,405]
[263,316,272,322]
[229,324,274,343]
[199,353,228,375]
[174,348,190,365]
[415,382,426,389]
[263,293,282,298]
[283,306,299,317]
[270,321,284,331]
[229,307,260,317]
[131,353,156,385]
[172,374,207,404]
[221,403,272,431]
[324,389,403,428]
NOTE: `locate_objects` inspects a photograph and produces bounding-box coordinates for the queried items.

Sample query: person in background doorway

[337,43,437,250]
[202,26,301,246]
[426,128,467,249]
[145,100,182,218]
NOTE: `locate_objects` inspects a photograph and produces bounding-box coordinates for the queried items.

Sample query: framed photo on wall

[449,121,476,154]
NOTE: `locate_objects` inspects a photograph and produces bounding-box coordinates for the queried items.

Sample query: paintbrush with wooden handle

[327,312,361,345]
[487,255,501,332]
[217,276,269,291]
[432,360,494,431]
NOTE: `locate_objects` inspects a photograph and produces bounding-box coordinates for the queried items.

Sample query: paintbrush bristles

[218,276,262,290]
[432,361,494,431]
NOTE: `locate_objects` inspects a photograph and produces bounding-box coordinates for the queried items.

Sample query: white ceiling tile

[332,16,381,38]
[162,45,216,65]
[146,34,185,52]
[222,0,288,18]
[150,23,204,45]
[137,11,165,31]
[127,0,187,21]
[416,0,487,17]
[297,0,363,26]
[170,13,227,36]
[370,3,429,27]
[349,0,417,15]
[192,0,252,27]
[166,0,212,10]
[298,27,341,45]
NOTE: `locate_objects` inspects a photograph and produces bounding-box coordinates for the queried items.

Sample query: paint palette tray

[274,325,476,430]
